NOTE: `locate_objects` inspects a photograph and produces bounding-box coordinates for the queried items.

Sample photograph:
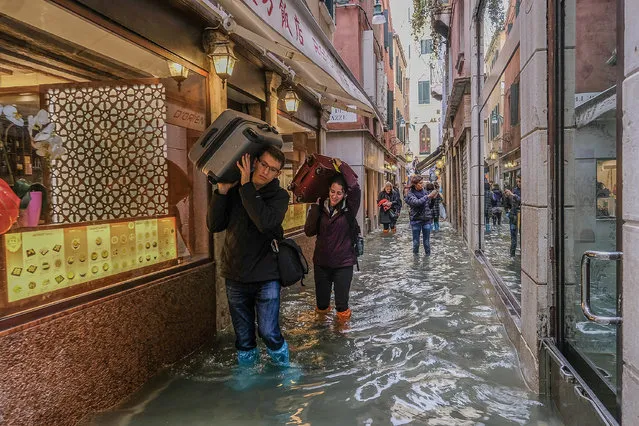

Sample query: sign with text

[328,107,358,123]
[239,0,372,111]
[166,103,206,131]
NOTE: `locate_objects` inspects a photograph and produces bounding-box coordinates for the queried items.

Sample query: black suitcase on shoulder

[188,109,283,183]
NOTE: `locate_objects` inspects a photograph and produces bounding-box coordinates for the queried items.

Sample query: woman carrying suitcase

[304,159,361,322]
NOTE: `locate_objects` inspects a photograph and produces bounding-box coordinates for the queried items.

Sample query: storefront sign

[328,107,357,123]
[166,103,206,131]
[239,0,372,112]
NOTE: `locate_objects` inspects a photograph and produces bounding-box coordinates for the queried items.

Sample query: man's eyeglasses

[257,159,281,174]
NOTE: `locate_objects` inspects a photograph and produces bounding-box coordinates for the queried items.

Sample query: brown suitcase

[288,154,339,203]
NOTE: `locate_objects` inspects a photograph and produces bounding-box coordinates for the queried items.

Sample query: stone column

[469,15,482,252]
[265,71,282,127]
[208,65,229,333]
[519,0,550,391]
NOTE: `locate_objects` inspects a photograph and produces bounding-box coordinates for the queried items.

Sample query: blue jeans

[411,222,432,254]
[226,279,285,352]
[510,223,518,256]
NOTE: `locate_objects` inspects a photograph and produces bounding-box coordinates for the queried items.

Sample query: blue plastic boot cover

[266,341,290,367]
[237,347,259,367]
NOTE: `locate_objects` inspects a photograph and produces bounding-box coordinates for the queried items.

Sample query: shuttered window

[420,39,433,55]
[387,90,394,130]
[510,82,520,125]
[418,81,430,104]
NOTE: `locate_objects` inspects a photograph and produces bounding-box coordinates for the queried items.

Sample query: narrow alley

[85,219,562,425]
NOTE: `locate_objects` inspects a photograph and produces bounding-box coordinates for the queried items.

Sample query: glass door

[561,0,622,419]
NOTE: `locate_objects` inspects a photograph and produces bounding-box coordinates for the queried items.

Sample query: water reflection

[86,218,561,425]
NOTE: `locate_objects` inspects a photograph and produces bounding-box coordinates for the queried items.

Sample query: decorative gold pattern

[45,83,169,223]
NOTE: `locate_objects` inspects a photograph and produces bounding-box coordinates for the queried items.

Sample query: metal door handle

[580,250,623,325]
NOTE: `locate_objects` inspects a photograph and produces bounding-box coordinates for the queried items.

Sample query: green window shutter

[383,11,389,49]
[418,81,430,104]
[387,90,394,129]
[510,83,520,125]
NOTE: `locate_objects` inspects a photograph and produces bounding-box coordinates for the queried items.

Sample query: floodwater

[86,218,563,426]
[483,224,522,303]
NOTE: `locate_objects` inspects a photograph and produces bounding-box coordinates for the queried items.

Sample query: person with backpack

[504,186,522,257]
[377,181,402,234]
[207,147,290,368]
[405,175,438,255]
[490,183,504,226]
[304,159,361,323]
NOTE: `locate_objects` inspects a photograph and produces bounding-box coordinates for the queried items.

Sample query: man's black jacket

[207,178,290,283]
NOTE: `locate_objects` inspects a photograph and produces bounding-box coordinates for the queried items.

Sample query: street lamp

[391,164,398,172]
[204,29,237,88]
[167,61,189,91]
[372,0,386,25]
[405,148,414,163]
[283,88,301,113]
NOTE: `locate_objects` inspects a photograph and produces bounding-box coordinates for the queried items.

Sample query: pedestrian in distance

[207,146,290,368]
[431,181,444,231]
[304,158,361,323]
[504,186,521,257]
[484,181,493,233]
[405,175,438,255]
[490,183,504,226]
[378,181,402,234]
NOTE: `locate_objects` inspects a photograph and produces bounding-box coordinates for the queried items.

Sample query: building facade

[437,0,638,423]
[0,0,380,424]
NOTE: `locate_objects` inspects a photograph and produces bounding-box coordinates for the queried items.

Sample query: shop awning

[195,0,376,117]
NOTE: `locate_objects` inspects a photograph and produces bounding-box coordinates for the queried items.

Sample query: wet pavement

[483,224,522,303]
[86,217,563,426]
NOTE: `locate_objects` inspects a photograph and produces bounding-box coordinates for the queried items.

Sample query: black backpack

[271,238,309,287]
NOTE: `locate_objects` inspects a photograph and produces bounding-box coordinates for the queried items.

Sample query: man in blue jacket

[208,146,290,367]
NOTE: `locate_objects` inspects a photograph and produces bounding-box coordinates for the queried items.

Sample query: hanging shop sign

[166,102,207,132]
[328,107,358,123]
[218,0,374,114]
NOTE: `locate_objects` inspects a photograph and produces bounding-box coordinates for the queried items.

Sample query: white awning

[197,0,376,117]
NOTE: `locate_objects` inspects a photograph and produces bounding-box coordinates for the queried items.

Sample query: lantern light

[372,0,386,25]
[167,61,189,91]
[209,38,237,87]
[405,148,414,163]
[283,88,301,113]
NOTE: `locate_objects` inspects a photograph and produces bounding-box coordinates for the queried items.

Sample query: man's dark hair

[260,145,286,170]
[330,174,348,191]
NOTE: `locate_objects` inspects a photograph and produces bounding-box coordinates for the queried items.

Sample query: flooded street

[87,218,563,426]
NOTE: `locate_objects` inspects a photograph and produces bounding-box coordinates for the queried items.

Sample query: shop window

[596,159,616,218]
[418,81,430,104]
[0,5,209,318]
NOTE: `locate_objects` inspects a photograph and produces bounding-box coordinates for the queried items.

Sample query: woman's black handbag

[388,208,398,220]
[271,238,309,287]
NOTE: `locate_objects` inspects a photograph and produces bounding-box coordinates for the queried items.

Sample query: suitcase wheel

[288,182,296,190]
[296,195,303,203]
[315,167,322,176]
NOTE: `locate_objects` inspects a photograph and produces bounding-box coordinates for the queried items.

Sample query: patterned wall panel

[45,83,169,223]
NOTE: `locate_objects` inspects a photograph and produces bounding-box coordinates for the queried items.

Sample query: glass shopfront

[557,0,622,419]
[0,1,210,318]
[478,0,523,306]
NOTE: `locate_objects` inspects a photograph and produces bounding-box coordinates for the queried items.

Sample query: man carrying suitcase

[207,146,291,368]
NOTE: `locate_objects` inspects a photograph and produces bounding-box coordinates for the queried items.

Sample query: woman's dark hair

[330,174,347,192]
[426,182,435,191]
[492,183,501,191]
[410,175,423,187]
